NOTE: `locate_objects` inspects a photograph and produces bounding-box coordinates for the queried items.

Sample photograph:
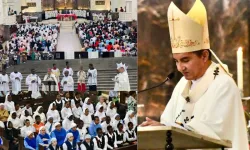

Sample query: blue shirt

[88,122,102,138]
[50,128,67,146]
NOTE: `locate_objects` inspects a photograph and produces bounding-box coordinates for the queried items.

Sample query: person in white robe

[113,62,130,91]
[94,105,106,123]
[77,120,87,141]
[77,66,87,92]
[42,68,58,92]
[106,102,117,122]
[61,101,73,120]
[62,115,74,131]
[46,104,61,123]
[82,97,94,115]
[61,71,74,91]
[4,94,15,112]
[26,69,41,99]
[7,111,22,129]
[51,64,60,90]
[80,108,92,130]
[87,64,97,91]
[45,116,55,134]
[20,110,34,125]
[62,61,74,76]
[21,103,33,115]
[20,119,35,137]
[140,1,248,150]
[124,110,137,130]
[14,103,22,118]
[10,69,23,95]
[72,102,82,119]
[0,70,10,94]
[71,92,84,108]
[33,106,46,123]
[101,116,111,134]
[112,114,123,131]
[95,96,107,112]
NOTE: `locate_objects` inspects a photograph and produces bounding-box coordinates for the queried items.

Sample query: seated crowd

[5,22,59,63]
[76,21,137,56]
[0,91,137,149]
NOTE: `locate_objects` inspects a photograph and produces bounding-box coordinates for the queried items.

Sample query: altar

[56,14,77,21]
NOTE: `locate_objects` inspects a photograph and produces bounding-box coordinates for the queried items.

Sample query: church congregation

[0,91,137,150]
[76,20,137,56]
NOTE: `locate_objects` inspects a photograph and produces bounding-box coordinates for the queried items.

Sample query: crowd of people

[76,20,137,56]
[0,91,137,150]
[4,22,59,64]
[0,61,130,98]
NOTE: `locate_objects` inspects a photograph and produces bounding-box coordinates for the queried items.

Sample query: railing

[119,12,133,22]
[4,15,17,25]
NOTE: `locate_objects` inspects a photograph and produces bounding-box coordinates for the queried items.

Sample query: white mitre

[168,0,231,76]
[117,62,128,72]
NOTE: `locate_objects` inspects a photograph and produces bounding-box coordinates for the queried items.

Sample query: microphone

[138,72,175,93]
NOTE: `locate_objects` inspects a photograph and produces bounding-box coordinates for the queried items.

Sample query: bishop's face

[173,52,208,80]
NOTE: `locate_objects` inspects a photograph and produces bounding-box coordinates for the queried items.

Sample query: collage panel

[1,90,137,150]
[0,0,137,149]
[138,0,249,150]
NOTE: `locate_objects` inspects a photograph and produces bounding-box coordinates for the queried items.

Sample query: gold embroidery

[170,37,200,48]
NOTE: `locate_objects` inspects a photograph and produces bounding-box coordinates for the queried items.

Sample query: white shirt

[80,114,92,129]
[62,68,74,76]
[124,130,137,142]
[61,76,74,91]
[87,69,97,85]
[62,119,74,131]
[20,115,34,125]
[45,122,55,134]
[101,122,111,134]
[93,136,108,150]
[61,107,73,120]
[105,133,118,149]
[46,109,60,123]
[21,125,35,137]
[77,127,87,141]
[72,107,82,119]
[22,107,33,115]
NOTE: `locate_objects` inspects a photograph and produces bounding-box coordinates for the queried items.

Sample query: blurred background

[138,0,250,124]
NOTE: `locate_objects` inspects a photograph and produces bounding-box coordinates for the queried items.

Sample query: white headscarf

[66,133,73,141]
[124,110,136,130]
[54,122,61,127]
[85,134,91,140]
[106,101,117,120]
[26,131,33,137]
[4,93,15,112]
[51,137,57,142]
[70,123,77,129]
[39,126,46,134]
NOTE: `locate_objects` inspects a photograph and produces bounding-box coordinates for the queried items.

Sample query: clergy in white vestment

[51,64,60,90]
[4,94,15,112]
[25,69,41,99]
[61,71,74,91]
[42,68,58,92]
[113,62,130,91]
[10,69,23,95]
[140,1,248,150]
[0,70,10,94]
[87,64,97,91]
[62,61,74,76]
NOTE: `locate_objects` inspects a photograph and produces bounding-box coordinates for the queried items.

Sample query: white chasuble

[61,76,74,91]
[10,72,23,94]
[113,72,130,91]
[160,62,248,150]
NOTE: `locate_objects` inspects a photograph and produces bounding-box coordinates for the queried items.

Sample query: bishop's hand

[140,117,165,127]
